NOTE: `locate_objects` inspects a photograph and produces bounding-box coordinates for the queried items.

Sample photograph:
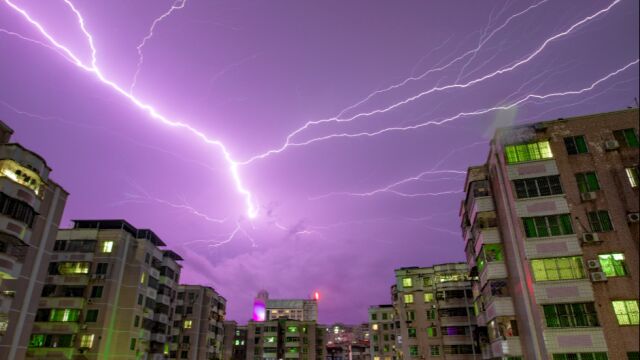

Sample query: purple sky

[1,0,638,323]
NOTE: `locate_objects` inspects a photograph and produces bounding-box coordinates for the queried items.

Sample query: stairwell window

[505,140,553,164]
[588,211,613,232]
[522,214,573,238]
[612,300,639,325]
[598,253,628,277]
[564,135,589,155]
[531,256,585,281]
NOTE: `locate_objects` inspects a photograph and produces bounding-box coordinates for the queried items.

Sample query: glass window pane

[586,173,600,191]
[575,136,588,153]
[598,211,612,231]
[564,137,577,155]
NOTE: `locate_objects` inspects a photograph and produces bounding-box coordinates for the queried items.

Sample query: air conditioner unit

[87,299,93,304]
[580,191,597,201]
[590,272,607,282]
[627,213,640,223]
[604,140,620,150]
[582,233,600,244]
[586,260,601,270]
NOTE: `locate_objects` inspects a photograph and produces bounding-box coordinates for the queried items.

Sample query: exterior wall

[266,299,318,321]
[245,319,325,360]
[222,321,247,360]
[0,120,69,360]
[368,305,396,360]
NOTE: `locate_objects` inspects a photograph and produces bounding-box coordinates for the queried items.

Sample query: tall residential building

[222,321,247,360]
[26,219,183,359]
[461,108,639,359]
[253,291,319,321]
[244,318,326,360]
[0,120,69,360]
[393,263,477,359]
[368,305,396,360]
[172,284,226,360]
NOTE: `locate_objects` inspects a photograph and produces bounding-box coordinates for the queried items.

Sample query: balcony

[146,287,157,299]
[25,347,74,359]
[139,329,151,340]
[440,316,473,327]
[479,262,507,285]
[438,298,471,309]
[153,312,169,324]
[46,275,89,286]
[0,215,31,243]
[533,279,594,304]
[543,328,607,353]
[470,197,495,223]
[0,176,40,209]
[515,195,568,218]
[524,234,582,259]
[507,159,558,180]
[0,144,49,180]
[0,251,23,279]
[156,294,170,306]
[32,322,79,333]
[484,297,515,321]
[284,353,300,358]
[38,297,85,309]
[159,274,175,287]
[50,252,94,263]
[473,228,500,254]
[442,334,473,345]
[490,337,522,357]
[150,333,166,343]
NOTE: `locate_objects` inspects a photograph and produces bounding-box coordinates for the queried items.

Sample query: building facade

[266,299,319,321]
[222,320,247,360]
[368,305,396,360]
[244,318,326,360]
[0,120,69,360]
[173,284,226,360]
[393,264,477,359]
[461,108,639,359]
[26,219,183,359]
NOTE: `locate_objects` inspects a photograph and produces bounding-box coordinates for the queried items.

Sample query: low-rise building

[245,318,326,360]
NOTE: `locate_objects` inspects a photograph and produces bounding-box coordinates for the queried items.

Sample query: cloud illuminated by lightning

[3,0,259,219]
[242,0,622,164]
[130,0,187,93]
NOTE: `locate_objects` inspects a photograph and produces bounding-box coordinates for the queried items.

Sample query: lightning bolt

[130,0,187,93]
[3,0,259,219]
[241,0,622,164]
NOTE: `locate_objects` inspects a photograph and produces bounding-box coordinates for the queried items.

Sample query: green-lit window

[598,253,627,277]
[626,167,639,188]
[85,309,98,322]
[522,214,573,238]
[552,353,608,360]
[402,277,413,287]
[408,327,416,338]
[49,308,80,322]
[424,293,434,302]
[427,326,438,337]
[478,244,504,273]
[130,338,136,351]
[101,241,113,253]
[576,172,600,193]
[404,294,414,304]
[409,346,419,357]
[588,211,613,232]
[426,308,436,320]
[543,302,599,328]
[564,136,588,155]
[612,300,639,325]
[80,334,94,348]
[287,326,298,333]
[57,262,90,275]
[531,256,585,281]
[430,345,440,356]
[613,129,640,148]
[505,140,553,164]
[29,334,46,348]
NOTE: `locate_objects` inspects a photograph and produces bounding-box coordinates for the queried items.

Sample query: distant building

[253,290,319,321]
[393,263,477,359]
[173,284,226,360]
[0,120,69,360]
[26,219,183,359]
[222,320,247,360]
[244,318,326,360]
[461,108,639,359]
[368,305,396,360]
[326,323,370,360]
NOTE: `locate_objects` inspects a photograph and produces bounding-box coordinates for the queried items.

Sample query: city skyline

[1,0,638,323]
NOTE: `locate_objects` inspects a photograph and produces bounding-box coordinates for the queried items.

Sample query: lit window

[265,336,276,343]
[612,300,639,325]
[427,326,437,337]
[564,135,588,155]
[409,346,419,357]
[598,253,627,277]
[49,308,81,322]
[184,320,192,329]
[613,129,639,148]
[407,327,416,338]
[0,159,43,195]
[531,256,585,281]
[101,241,114,253]
[588,211,613,232]
[626,167,639,188]
[287,326,298,333]
[402,277,413,287]
[80,334,94,348]
[576,172,600,193]
[140,272,146,284]
[522,214,573,238]
[424,293,434,302]
[371,324,378,331]
[403,294,414,304]
[57,262,90,275]
[505,140,553,164]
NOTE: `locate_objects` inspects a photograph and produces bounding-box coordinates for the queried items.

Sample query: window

[552,353,608,360]
[28,334,74,348]
[598,253,627,277]
[564,136,588,155]
[628,352,640,360]
[183,335,190,343]
[407,328,416,338]
[90,286,103,298]
[531,256,585,281]
[134,315,139,327]
[55,262,90,275]
[85,309,98,322]
[443,345,474,355]
[543,303,599,327]
[371,323,378,331]
[612,300,639,325]
[422,277,432,287]
[137,294,143,305]
[402,277,413,287]
[37,308,81,322]
[588,211,613,232]
[513,175,563,198]
[95,263,108,275]
[613,129,639,148]
[409,346,419,357]
[477,244,504,272]
[130,338,136,350]
[522,214,573,238]
[430,346,440,356]
[101,241,113,253]
[80,334,94,348]
[424,293,434,302]
[184,320,192,329]
[406,310,415,321]
[0,192,37,227]
[287,326,298,333]
[140,272,146,285]
[426,308,436,320]
[505,140,553,164]
[403,294,414,304]
[371,313,377,320]
[626,167,639,188]
[576,172,600,193]
[381,313,388,320]
[427,326,437,337]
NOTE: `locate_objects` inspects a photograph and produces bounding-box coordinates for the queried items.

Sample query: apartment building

[326,323,371,360]
[461,108,639,359]
[368,305,396,360]
[244,318,326,360]
[393,263,477,359]
[0,120,69,360]
[266,300,319,321]
[172,284,226,360]
[222,320,248,360]
[26,219,183,359]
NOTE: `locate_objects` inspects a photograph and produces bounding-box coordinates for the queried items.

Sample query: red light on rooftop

[314,291,320,301]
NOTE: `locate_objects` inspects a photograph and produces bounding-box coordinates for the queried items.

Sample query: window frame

[588,210,613,232]
[564,135,589,155]
[531,256,585,282]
